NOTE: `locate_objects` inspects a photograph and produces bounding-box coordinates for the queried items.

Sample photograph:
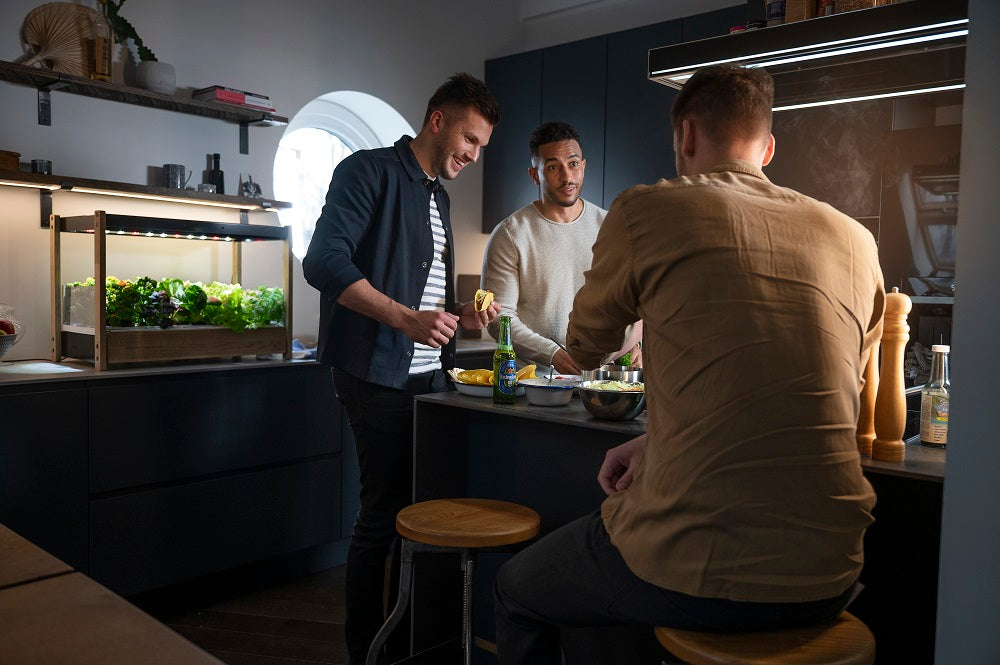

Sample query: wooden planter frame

[51,210,293,370]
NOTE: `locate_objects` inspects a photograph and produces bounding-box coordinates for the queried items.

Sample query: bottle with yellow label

[493,315,517,404]
[919,344,950,447]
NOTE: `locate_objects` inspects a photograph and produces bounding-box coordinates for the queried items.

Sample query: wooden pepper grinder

[857,341,879,457]
[873,288,912,462]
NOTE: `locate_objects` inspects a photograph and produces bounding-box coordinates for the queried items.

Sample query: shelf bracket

[37,80,69,126]
[239,122,249,154]
[40,189,52,228]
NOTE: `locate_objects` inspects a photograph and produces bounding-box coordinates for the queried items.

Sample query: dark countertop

[455,337,497,355]
[0,337,494,390]
[0,357,318,390]
[415,391,944,482]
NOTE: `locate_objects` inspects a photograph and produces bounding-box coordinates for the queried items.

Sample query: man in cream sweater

[482,121,639,374]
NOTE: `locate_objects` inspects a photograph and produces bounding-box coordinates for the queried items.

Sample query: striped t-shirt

[409,181,448,374]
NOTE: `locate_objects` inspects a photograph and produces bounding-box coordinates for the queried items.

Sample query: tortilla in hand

[474,289,494,312]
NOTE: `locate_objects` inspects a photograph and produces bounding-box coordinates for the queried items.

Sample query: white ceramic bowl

[519,378,578,407]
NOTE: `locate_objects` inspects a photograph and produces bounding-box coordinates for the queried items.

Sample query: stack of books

[192,85,275,112]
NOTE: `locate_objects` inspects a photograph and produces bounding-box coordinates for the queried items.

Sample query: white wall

[0,0,731,361]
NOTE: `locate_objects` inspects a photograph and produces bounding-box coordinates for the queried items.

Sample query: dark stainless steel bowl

[578,380,645,420]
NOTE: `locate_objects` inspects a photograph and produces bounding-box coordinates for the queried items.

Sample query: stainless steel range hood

[649,0,967,111]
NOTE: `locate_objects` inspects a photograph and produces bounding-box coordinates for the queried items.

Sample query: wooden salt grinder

[873,288,912,462]
[857,340,879,457]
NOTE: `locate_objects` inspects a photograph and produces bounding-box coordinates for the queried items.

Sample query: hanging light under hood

[648,0,967,111]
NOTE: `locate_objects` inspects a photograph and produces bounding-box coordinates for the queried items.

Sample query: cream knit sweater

[481,200,606,369]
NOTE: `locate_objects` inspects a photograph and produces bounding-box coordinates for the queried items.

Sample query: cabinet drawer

[89,365,340,492]
[89,456,341,596]
[0,388,89,571]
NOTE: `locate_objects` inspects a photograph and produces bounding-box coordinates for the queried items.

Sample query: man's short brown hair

[670,65,774,145]
[423,72,501,128]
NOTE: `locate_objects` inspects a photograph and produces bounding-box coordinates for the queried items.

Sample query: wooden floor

[159,566,350,665]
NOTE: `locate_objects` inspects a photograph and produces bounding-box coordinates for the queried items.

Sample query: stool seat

[654,612,875,665]
[396,498,540,548]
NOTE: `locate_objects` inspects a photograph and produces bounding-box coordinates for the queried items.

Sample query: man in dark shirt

[303,73,501,665]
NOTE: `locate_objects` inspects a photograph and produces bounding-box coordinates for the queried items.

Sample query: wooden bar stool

[654,611,875,665]
[365,498,540,665]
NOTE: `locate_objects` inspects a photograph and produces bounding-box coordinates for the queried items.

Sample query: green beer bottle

[493,315,517,404]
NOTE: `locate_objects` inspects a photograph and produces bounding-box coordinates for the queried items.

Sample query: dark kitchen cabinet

[541,35,608,209]
[0,388,89,571]
[91,457,341,596]
[483,36,608,231]
[0,361,345,597]
[485,5,753,220]
[604,19,683,204]
[88,367,340,493]
[483,50,542,232]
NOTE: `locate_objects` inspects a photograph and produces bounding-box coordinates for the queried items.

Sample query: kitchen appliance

[878,124,961,298]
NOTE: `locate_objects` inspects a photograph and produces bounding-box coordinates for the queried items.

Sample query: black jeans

[332,368,450,665]
[494,510,857,665]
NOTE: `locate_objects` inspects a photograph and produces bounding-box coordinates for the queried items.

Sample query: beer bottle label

[497,359,517,395]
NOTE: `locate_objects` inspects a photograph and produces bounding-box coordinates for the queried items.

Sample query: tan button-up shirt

[567,161,885,602]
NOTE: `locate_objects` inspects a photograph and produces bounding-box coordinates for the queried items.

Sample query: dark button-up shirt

[303,136,457,389]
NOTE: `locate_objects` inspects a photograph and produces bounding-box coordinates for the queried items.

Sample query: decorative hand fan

[19,2,111,78]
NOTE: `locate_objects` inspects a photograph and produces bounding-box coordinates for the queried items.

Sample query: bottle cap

[931,344,950,353]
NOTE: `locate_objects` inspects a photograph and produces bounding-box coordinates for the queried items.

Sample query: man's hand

[551,348,582,375]
[458,299,500,331]
[401,309,459,347]
[598,434,647,496]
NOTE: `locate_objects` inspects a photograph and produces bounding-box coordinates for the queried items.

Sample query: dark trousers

[494,510,857,665]
[332,368,450,665]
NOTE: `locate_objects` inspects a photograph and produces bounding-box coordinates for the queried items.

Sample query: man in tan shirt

[494,65,884,664]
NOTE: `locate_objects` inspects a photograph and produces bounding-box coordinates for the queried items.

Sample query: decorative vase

[136,60,176,95]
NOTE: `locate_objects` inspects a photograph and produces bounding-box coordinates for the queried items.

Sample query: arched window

[274,91,415,258]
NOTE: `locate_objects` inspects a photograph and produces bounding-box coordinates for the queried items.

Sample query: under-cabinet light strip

[651,18,969,77]
[69,187,263,210]
[0,180,266,210]
[81,229,257,241]
[744,29,968,72]
[0,180,60,190]
[772,83,966,111]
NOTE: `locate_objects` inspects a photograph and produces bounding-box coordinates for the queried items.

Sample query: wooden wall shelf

[0,60,287,153]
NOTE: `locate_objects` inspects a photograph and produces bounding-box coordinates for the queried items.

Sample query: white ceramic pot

[136,60,176,95]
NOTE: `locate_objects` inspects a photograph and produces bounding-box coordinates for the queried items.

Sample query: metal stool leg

[461,548,476,665]
[366,540,415,665]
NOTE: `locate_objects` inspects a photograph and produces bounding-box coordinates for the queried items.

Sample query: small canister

[764,0,786,26]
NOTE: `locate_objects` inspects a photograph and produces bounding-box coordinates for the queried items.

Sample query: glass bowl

[0,319,24,360]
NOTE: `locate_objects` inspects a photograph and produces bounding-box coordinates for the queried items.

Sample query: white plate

[449,368,525,397]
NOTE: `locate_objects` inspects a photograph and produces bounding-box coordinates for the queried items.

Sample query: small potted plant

[103,0,175,94]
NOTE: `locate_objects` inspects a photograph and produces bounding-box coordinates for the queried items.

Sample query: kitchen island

[412,391,944,664]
